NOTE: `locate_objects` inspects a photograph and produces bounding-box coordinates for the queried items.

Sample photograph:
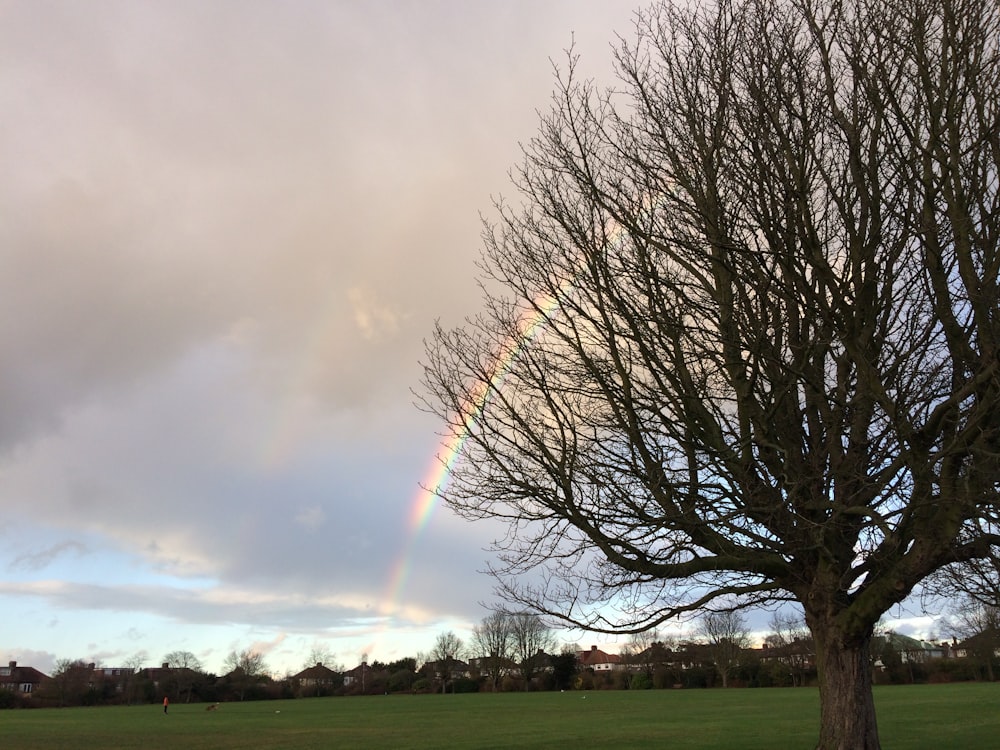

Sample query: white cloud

[349,286,404,342]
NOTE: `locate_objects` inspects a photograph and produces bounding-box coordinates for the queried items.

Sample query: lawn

[3,683,999,749]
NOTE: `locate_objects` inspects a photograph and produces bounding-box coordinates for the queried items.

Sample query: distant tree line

[6,599,1000,709]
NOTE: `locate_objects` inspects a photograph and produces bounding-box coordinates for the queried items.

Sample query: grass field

[3,683,999,749]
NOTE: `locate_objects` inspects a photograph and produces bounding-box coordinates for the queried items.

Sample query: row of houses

[0,660,203,700]
[5,631,999,700]
[335,633,1000,688]
[0,657,373,703]
[0,649,623,699]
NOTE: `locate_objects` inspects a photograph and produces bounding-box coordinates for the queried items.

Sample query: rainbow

[378,278,575,627]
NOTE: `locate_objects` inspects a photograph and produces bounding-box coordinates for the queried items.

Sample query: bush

[0,690,28,709]
[452,678,481,694]
[387,669,416,694]
[652,667,678,690]
[679,667,711,689]
[628,673,653,690]
[756,661,793,689]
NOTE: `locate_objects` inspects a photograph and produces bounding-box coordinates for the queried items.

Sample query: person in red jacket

[163,696,169,714]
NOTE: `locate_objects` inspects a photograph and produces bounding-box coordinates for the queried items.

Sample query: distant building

[291,662,340,693]
[577,645,625,672]
[0,660,48,696]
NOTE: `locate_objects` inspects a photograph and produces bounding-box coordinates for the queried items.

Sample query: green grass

[3,683,999,749]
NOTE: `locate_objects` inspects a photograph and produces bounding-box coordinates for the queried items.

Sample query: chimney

[162,663,170,669]
[8,661,15,669]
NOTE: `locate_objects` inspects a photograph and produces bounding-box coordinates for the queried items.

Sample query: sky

[0,0,648,677]
[0,0,941,679]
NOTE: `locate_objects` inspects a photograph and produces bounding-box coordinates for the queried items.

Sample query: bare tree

[699,611,751,688]
[420,0,1000,746]
[46,658,90,707]
[947,597,1000,681]
[429,631,464,694]
[622,628,662,687]
[471,611,514,691]
[304,643,338,670]
[931,549,1000,610]
[765,611,812,687]
[122,653,147,705]
[226,649,267,676]
[163,649,202,670]
[163,650,203,703]
[509,612,556,690]
[224,648,268,701]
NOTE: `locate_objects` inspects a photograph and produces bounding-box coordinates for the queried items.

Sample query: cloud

[8,541,89,573]
[0,579,373,632]
[349,286,405,342]
[245,634,288,661]
[293,506,327,532]
[0,0,642,674]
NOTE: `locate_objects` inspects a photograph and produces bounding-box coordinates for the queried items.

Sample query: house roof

[292,663,340,681]
[0,661,49,687]
[760,637,815,657]
[143,664,200,683]
[467,656,519,670]
[423,658,470,671]
[342,662,370,677]
[954,628,1000,652]
[876,632,942,653]
[577,646,622,667]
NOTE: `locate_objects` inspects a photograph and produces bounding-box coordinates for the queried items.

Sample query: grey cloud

[0,0,632,454]
[0,579,372,632]
[0,0,640,666]
[8,541,89,573]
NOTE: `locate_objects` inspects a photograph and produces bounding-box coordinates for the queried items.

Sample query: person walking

[163,696,169,714]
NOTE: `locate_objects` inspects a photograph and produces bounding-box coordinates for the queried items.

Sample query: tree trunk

[812,624,880,750]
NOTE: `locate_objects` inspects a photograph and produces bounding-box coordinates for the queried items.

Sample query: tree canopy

[421,0,999,746]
